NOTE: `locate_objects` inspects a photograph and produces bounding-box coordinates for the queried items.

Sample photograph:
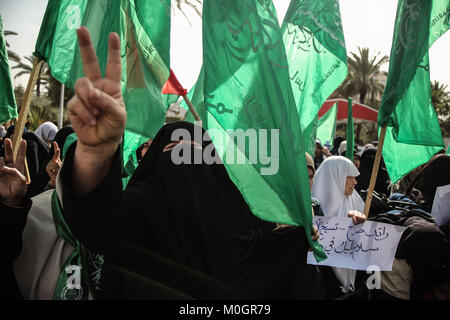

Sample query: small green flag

[316,102,337,149]
[281,0,347,153]
[34,0,171,173]
[378,0,448,183]
[202,0,326,261]
[346,97,354,160]
[0,14,18,124]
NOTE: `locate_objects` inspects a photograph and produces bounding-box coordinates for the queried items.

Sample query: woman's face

[344,176,357,196]
[353,156,360,169]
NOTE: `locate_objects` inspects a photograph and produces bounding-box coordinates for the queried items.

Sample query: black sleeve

[0,198,31,300]
[0,197,31,262]
[60,142,153,254]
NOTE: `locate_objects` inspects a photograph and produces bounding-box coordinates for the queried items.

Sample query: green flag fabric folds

[34,0,171,170]
[0,14,18,124]
[378,0,448,183]
[202,0,326,261]
[281,0,347,153]
[316,102,337,149]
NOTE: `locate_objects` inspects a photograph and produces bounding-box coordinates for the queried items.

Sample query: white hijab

[34,122,58,143]
[311,156,365,293]
[311,156,365,217]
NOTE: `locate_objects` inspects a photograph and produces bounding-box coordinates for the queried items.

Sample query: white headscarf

[35,121,58,143]
[311,156,364,217]
[311,156,365,293]
[0,125,6,138]
[338,140,347,156]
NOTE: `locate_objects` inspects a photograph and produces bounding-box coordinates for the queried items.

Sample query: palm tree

[4,30,21,63]
[334,47,389,106]
[12,55,49,97]
[431,80,450,119]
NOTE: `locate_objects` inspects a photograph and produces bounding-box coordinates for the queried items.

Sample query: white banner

[307,216,406,271]
[431,184,450,227]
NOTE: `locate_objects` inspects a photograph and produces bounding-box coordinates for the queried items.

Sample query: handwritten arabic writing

[308,216,406,271]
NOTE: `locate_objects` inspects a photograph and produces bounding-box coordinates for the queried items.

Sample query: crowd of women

[0,27,449,300]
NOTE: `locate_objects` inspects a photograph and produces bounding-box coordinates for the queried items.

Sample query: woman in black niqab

[61,121,312,299]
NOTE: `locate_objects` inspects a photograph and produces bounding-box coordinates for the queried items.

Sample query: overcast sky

[1,0,450,95]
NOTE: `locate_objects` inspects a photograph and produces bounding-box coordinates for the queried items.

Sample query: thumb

[0,166,26,182]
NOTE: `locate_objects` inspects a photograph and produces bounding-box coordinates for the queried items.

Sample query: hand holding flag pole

[162,69,201,123]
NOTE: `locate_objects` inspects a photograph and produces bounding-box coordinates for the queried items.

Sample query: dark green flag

[378,0,448,183]
[0,14,18,124]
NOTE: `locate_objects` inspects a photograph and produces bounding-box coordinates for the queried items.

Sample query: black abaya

[60,121,312,299]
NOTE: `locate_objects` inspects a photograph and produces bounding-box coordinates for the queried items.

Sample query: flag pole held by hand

[363,125,387,218]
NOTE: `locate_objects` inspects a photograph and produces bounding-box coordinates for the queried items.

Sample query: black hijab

[25,126,75,198]
[356,146,390,196]
[118,121,310,298]
[406,153,450,213]
[123,121,256,287]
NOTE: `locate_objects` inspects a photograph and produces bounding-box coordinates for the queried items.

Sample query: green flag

[202,0,326,261]
[34,0,171,173]
[346,97,354,160]
[0,14,18,124]
[281,0,347,151]
[378,0,448,183]
[302,117,318,158]
[316,102,337,149]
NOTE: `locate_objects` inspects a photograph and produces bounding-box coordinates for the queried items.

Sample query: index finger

[52,142,61,161]
[77,27,102,81]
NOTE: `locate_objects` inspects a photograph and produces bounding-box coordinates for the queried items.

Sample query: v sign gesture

[67,27,127,194]
[68,27,126,150]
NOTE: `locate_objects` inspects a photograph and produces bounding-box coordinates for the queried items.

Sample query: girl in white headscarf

[34,122,58,147]
[311,156,366,294]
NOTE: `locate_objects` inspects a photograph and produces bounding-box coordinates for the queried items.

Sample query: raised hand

[67,27,126,153]
[67,27,127,194]
[0,138,27,206]
[46,141,62,187]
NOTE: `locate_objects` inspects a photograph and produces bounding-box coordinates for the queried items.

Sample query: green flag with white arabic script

[281,0,347,149]
[378,0,448,183]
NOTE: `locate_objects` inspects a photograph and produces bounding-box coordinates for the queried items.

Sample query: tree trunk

[36,77,41,97]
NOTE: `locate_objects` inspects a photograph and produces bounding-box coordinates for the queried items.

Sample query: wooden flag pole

[11,56,43,184]
[182,94,201,123]
[363,125,388,218]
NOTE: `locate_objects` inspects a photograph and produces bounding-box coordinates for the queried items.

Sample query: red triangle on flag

[161,69,188,96]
